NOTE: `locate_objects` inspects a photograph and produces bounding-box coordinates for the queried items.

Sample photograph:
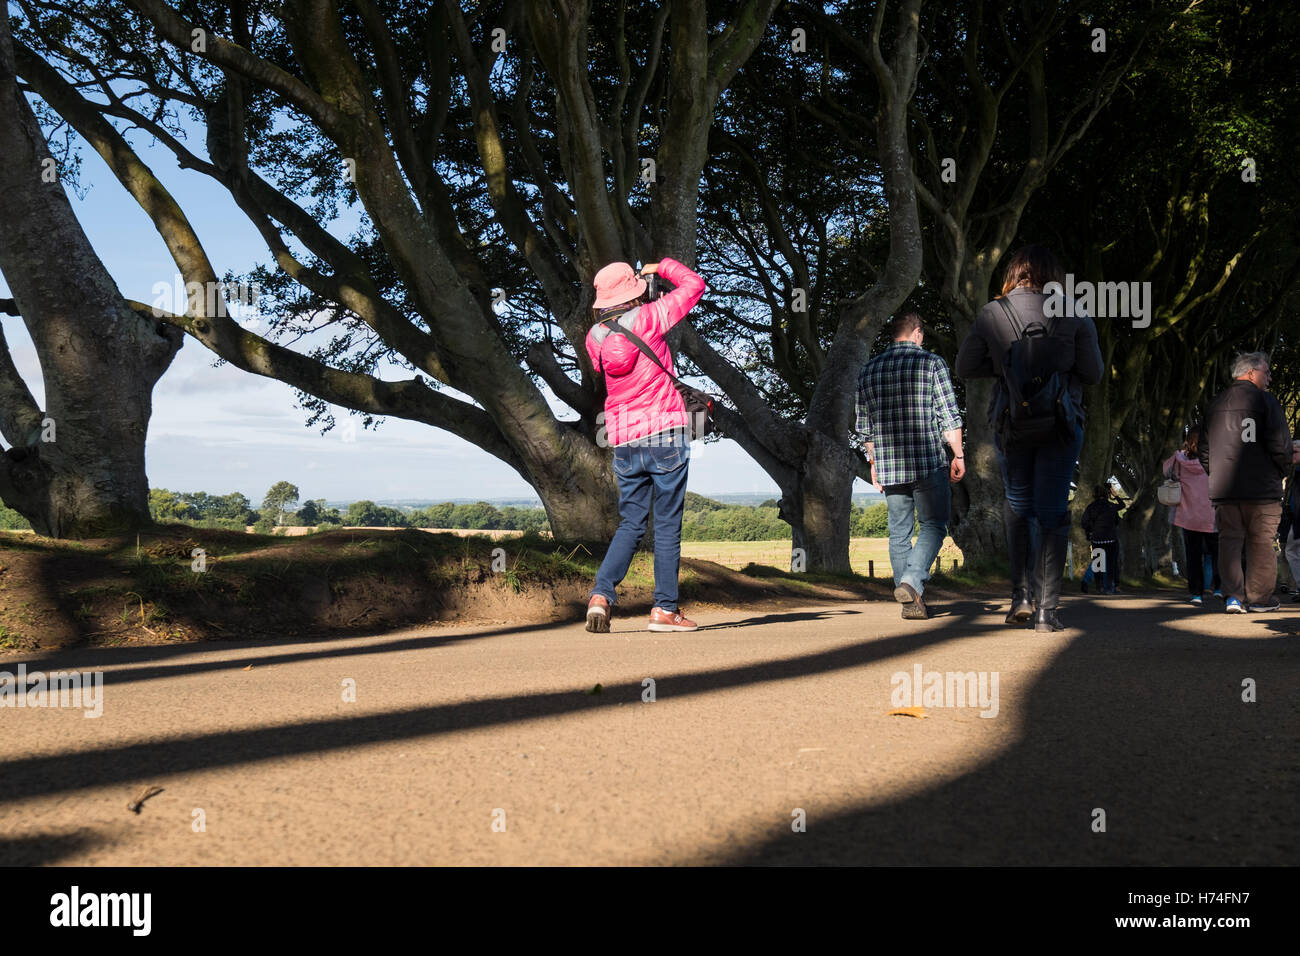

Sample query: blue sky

[0,114,799,506]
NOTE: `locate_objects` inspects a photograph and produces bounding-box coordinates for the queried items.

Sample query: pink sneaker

[647,607,698,632]
[586,594,610,633]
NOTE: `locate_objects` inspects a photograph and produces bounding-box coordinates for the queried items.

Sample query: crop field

[680,536,964,577]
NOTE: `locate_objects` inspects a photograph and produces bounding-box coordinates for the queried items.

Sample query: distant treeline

[680,492,888,540]
[147,488,550,533]
[0,488,892,540]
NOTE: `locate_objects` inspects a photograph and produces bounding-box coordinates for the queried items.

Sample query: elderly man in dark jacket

[1199,352,1300,612]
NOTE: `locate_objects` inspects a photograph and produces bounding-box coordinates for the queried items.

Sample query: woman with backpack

[583,258,706,634]
[955,245,1104,632]
[1162,426,1221,604]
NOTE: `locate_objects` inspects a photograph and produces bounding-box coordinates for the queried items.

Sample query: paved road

[2,592,1296,865]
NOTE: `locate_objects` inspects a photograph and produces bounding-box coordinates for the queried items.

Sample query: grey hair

[1231,351,1269,379]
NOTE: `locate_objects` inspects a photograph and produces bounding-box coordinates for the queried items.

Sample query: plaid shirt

[856,342,963,486]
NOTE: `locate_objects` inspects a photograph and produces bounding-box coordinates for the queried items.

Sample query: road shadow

[3,618,569,691]
[7,608,864,692]
[0,831,100,866]
[5,593,1293,865]
[697,608,862,630]
[0,604,984,807]
[722,596,1300,865]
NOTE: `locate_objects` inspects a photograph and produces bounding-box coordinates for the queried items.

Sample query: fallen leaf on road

[126,785,164,814]
[243,665,253,671]
[587,683,602,695]
[886,707,928,719]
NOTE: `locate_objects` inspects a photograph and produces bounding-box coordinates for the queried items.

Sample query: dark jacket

[954,287,1105,428]
[1081,499,1122,542]
[1197,379,1291,502]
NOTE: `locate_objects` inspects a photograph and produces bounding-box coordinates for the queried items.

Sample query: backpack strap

[995,296,1024,341]
[597,313,681,383]
[993,298,1023,401]
[997,294,1061,338]
[594,306,640,377]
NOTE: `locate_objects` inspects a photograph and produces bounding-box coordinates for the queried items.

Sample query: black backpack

[598,313,715,441]
[994,298,1078,446]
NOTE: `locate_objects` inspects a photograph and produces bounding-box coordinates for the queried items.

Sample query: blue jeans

[884,464,951,596]
[592,431,690,611]
[997,425,1084,600]
[997,425,1084,530]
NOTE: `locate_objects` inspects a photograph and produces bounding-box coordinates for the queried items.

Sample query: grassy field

[681,536,964,577]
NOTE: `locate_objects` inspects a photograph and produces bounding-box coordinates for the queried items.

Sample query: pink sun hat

[592,261,648,308]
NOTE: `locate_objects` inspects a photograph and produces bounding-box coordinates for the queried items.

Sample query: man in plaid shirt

[856,313,965,619]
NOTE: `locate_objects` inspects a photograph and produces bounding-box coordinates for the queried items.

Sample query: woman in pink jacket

[1163,426,1221,604]
[583,258,706,634]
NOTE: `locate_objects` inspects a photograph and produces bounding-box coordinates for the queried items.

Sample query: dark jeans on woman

[1181,528,1221,595]
[998,423,1085,609]
[592,429,690,612]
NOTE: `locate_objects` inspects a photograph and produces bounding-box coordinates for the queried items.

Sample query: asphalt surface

[1,591,1296,865]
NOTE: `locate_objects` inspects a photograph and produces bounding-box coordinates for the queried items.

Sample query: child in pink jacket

[583,258,706,634]
[1163,426,1220,603]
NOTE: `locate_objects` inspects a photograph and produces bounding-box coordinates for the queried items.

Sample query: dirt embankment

[0,526,882,652]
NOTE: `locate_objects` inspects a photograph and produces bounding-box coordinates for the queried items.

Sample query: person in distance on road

[1162,425,1221,605]
[1080,483,1123,595]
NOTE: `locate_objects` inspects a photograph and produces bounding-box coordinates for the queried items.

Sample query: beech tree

[692,0,1299,571]
[15,0,1289,577]
[1014,0,1300,575]
[736,1,1153,562]
[9,0,784,545]
[0,5,181,535]
[9,0,935,570]
[676,2,1140,566]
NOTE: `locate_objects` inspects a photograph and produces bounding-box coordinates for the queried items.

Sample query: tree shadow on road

[7,608,863,692]
[6,618,569,691]
[697,608,862,630]
[722,597,1300,865]
[0,831,100,866]
[0,603,987,807]
[4,595,1293,866]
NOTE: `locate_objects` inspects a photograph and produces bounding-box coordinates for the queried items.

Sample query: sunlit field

[681,536,964,577]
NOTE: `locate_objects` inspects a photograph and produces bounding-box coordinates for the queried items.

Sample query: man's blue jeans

[592,432,690,612]
[884,464,951,596]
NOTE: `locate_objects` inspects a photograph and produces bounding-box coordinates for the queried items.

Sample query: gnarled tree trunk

[782,432,857,573]
[0,7,181,537]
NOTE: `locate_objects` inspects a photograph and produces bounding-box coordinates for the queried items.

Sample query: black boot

[1031,607,1065,631]
[1032,525,1069,633]
[1005,588,1033,624]
[1005,502,1033,622]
